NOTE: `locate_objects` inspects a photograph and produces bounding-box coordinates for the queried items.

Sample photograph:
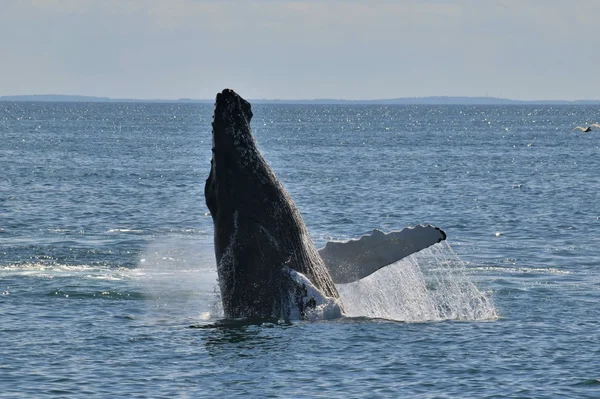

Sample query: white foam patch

[337,241,497,322]
[106,228,145,233]
[0,263,132,280]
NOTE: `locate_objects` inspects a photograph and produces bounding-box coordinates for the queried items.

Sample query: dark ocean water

[1,102,600,397]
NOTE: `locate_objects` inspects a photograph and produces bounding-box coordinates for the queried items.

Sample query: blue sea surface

[1,102,600,397]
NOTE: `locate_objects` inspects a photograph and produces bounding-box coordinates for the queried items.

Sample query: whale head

[210,88,254,163]
[205,89,280,258]
[204,89,341,319]
[206,89,260,263]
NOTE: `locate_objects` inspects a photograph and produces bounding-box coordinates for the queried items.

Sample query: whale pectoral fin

[318,225,447,284]
[285,268,343,320]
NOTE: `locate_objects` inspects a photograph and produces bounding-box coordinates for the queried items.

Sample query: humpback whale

[205,89,342,320]
[205,89,447,320]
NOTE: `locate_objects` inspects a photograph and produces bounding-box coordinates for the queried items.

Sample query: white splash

[337,241,497,322]
[137,238,221,322]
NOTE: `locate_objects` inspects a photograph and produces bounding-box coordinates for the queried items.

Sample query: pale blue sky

[1,0,598,100]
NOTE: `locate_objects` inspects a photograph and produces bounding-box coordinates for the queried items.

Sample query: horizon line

[1,94,600,105]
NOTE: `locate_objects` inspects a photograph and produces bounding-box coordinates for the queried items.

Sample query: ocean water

[1,101,600,397]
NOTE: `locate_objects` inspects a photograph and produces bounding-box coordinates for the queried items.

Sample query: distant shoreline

[1,94,599,105]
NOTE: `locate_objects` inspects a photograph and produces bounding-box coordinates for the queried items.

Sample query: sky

[1,0,599,100]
